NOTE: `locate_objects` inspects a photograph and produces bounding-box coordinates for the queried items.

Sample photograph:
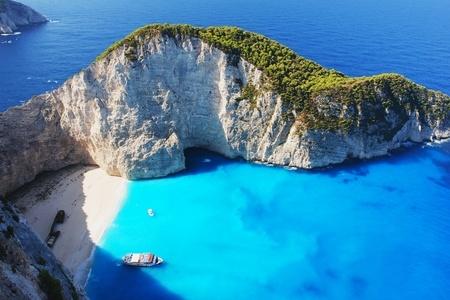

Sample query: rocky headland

[1,24,449,196]
[0,198,83,299]
[0,0,47,34]
[0,24,449,298]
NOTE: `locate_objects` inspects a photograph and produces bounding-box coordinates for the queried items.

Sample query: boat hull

[122,253,164,267]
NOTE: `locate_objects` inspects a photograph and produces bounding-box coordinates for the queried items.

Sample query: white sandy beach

[14,166,127,286]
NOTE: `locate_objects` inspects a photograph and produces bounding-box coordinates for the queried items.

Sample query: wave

[284,166,298,171]
[0,32,21,36]
[426,137,450,147]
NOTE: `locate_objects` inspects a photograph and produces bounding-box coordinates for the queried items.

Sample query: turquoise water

[87,144,450,300]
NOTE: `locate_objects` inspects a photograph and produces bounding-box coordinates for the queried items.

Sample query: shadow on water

[87,248,183,300]
[184,148,236,174]
[312,144,425,179]
[11,165,182,299]
[308,141,450,181]
[152,148,240,179]
[147,141,450,187]
[176,142,447,179]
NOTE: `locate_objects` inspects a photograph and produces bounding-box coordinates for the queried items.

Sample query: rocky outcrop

[0,199,84,299]
[0,0,47,34]
[0,25,449,196]
[0,96,90,197]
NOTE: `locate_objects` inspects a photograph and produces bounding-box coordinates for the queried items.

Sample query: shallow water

[87,144,450,300]
[1,0,449,299]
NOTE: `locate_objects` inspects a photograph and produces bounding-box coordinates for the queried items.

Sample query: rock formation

[0,199,84,299]
[0,0,47,34]
[0,24,449,196]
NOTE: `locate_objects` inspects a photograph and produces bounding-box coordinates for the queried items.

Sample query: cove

[87,142,450,300]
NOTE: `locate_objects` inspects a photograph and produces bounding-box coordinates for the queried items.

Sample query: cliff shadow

[165,147,240,178]
[10,165,182,299]
[177,142,449,187]
[87,248,182,300]
[311,142,432,180]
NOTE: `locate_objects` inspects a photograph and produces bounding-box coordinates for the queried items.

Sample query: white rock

[0,0,48,34]
[0,34,449,195]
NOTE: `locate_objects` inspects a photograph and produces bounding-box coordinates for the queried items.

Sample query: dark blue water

[1,0,450,111]
[1,0,450,299]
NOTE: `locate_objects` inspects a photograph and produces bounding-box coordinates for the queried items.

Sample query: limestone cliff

[0,0,47,34]
[0,24,449,196]
[0,199,83,299]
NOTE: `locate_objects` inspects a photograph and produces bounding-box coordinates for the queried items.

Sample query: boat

[122,253,164,267]
[55,210,65,224]
[46,210,65,249]
[147,208,154,217]
[46,230,60,248]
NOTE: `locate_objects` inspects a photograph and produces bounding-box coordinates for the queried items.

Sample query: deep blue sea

[1,0,450,299]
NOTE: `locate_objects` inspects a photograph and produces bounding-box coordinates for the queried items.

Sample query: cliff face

[0,0,47,34]
[0,200,83,299]
[0,25,449,195]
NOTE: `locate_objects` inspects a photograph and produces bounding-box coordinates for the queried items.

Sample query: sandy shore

[13,165,127,286]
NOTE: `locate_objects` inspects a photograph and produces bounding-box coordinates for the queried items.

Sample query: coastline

[12,165,128,286]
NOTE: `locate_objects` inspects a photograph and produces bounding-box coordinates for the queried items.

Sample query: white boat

[147,208,154,217]
[122,253,164,267]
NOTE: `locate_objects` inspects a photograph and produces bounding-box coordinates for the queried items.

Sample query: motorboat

[147,208,154,217]
[46,230,60,248]
[122,253,164,267]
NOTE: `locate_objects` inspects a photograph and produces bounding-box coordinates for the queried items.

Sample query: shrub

[38,270,63,300]
[236,84,259,108]
[37,256,46,266]
[3,225,14,239]
[70,285,79,300]
[96,24,450,133]
[1,196,8,205]
[0,244,7,261]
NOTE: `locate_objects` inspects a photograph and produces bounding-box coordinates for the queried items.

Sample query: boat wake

[1,32,21,36]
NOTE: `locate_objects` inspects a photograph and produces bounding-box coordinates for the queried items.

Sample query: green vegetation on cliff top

[97,24,449,132]
[38,270,64,300]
